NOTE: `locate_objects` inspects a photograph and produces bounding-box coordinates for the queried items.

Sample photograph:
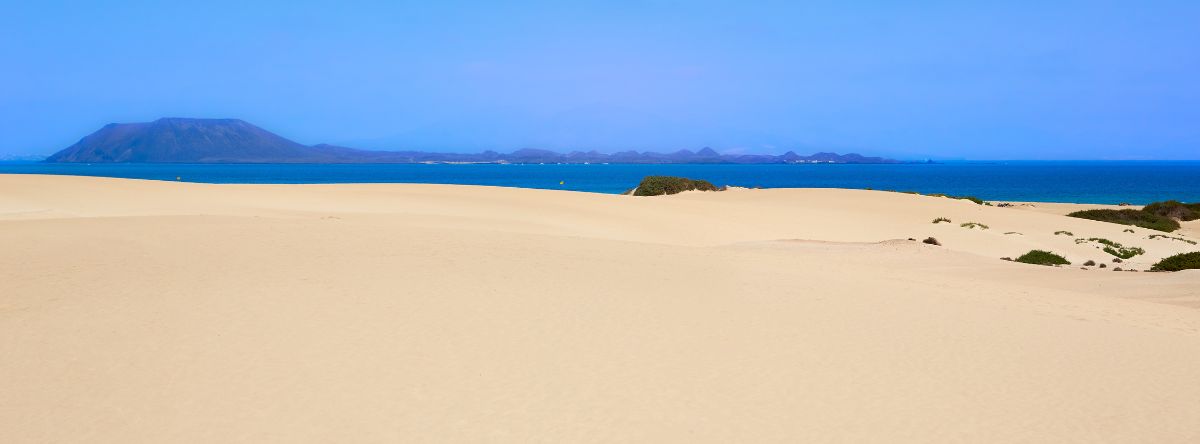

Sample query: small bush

[1112,258,1123,263]
[923,237,941,246]
[1113,267,1123,271]
[1142,200,1200,221]
[1004,231,1022,235]
[1103,246,1145,259]
[921,193,985,204]
[631,176,723,196]
[1066,209,1179,232]
[1054,230,1074,236]
[1015,250,1071,266]
[1123,228,1135,233]
[1150,252,1200,272]
[1000,257,1013,261]
[960,222,989,230]
[1078,237,1145,259]
[1083,260,1096,266]
[1098,263,1106,268]
[932,217,951,224]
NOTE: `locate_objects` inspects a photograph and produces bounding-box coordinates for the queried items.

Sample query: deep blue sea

[2,161,1198,204]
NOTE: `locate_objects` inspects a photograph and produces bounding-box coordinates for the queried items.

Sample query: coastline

[2,175,1199,442]
[4,161,1200,204]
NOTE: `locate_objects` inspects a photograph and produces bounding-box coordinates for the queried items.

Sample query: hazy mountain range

[44,118,898,164]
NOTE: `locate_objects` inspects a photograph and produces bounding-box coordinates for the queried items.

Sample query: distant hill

[45,118,898,164]
[45,118,359,163]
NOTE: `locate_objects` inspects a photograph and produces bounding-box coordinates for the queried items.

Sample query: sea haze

[2,161,1198,205]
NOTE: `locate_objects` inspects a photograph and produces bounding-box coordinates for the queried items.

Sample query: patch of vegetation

[1123,228,1135,233]
[1075,237,1145,259]
[1103,246,1145,259]
[1098,263,1106,268]
[1151,252,1200,272]
[1066,209,1180,232]
[1004,231,1022,235]
[630,176,723,196]
[1148,234,1198,245]
[927,193,984,205]
[922,237,940,246]
[1142,200,1200,221]
[960,222,989,230]
[893,191,984,205]
[1015,250,1071,266]
[932,217,951,224]
[1054,230,1074,236]
[1083,260,1096,266]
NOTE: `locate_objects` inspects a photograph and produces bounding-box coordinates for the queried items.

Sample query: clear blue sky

[3,0,1198,159]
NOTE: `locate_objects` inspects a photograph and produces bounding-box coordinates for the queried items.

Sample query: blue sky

[2,0,1198,159]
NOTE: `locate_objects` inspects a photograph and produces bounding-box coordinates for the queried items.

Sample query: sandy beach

[2,174,1199,442]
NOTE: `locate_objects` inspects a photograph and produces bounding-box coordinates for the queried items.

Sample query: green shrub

[922,237,940,246]
[1142,200,1200,221]
[960,222,989,230]
[926,193,984,205]
[1077,237,1145,259]
[1015,250,1071,266]
[1151,252,1200,271]
[631,176,723,196]
[932,217,951,224]
[957,196,985,205]
[1066,209,1180,232]
[1103,246,1145,259]
[1083,260,1096,266]
[1054,230,1073,236]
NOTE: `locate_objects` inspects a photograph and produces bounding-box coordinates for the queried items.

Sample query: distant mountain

[46,118,358,163]
[45,118,898,164]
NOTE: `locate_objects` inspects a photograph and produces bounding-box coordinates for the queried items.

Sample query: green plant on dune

[960,222,989,230]
[1148,234,1198,245]
[1142,200,1200,221]
[1066,209,1180,232]
[932,217,951,224]
[1054,230,1074,236]
[629,176,723,196]
[926,193,984,205]
[1151,252,1200,272]
[1015,250,1070,266]
[1102,246,1145,260]
[1075,237,1145,259]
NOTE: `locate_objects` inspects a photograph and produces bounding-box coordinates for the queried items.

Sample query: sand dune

[2,175,1198,442]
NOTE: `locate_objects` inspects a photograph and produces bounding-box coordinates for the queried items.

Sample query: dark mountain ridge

[46,118,899,164]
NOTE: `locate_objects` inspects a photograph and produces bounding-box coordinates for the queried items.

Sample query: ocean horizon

[3,160,1198,205]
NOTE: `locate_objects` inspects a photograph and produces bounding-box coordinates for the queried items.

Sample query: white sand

[2,175,1198,442]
